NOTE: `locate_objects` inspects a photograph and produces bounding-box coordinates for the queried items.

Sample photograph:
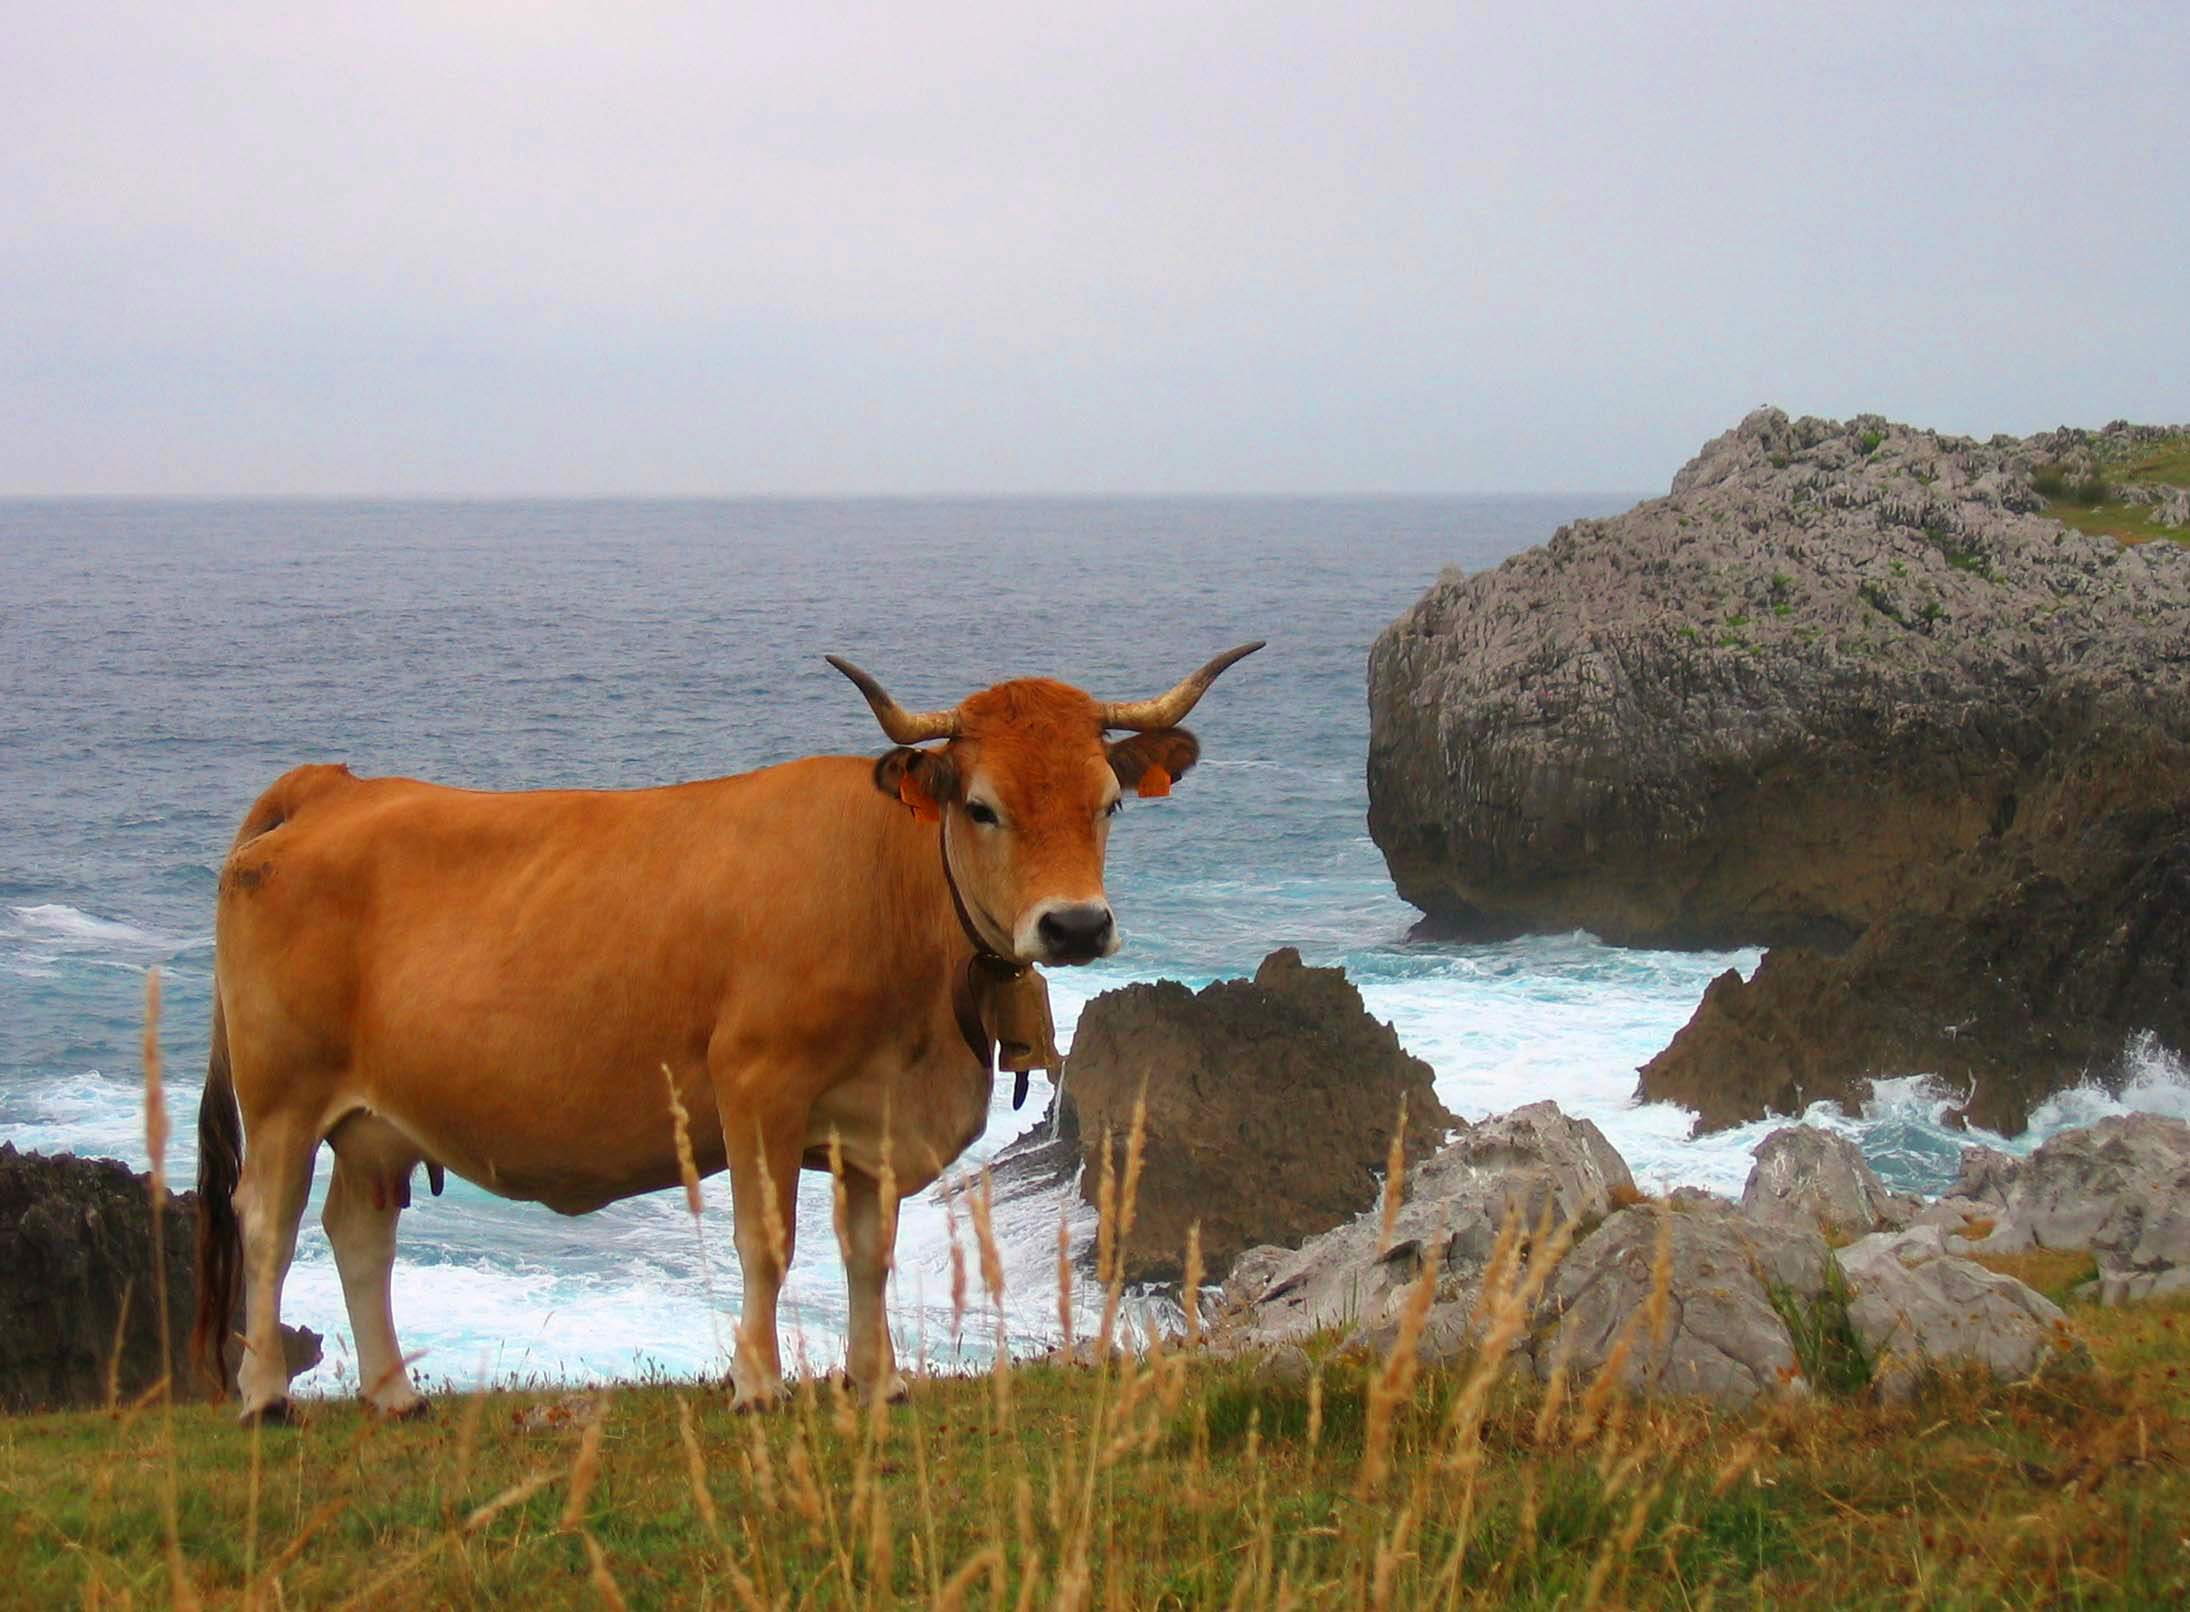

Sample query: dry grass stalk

[661,1062,704,1217]
[1055,1211,1076,1358]
[1306,1369,1325,1455]
[751,1119,790,1271]
[935,1546,1004,1612]
[101,1281,133,1414]
[743,1409,779,1514]
[559,1394,611,1529]
[1377,1093,1408,1257]
[677,1395,720,1536]
[1116,1085,1148,1254]
[1357,1241,1439,1498]
[970,1168,1006,1308]
[1182,1222,1204,1347]
[462,1471,554,1534]
[569,1529,628,1611]
[1095,1097,1150,1362]
[945,1190,968,1345]
[138,969,199,1612]
[1092,1128,1117,1289]
[1369,1500,1417,1612]
[1644,1199,1675,1352]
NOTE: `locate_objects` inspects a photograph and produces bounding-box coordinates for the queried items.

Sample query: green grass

[2040,435,2190,545]
[2,1295,2185,1609]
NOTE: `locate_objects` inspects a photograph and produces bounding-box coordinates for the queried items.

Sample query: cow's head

[829,644,1262,967]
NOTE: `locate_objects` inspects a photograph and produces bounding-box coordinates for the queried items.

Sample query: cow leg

[233,1110,317,1422]
[842,1170,910,1405]
[725,1113,803,1412]
[322,1153,427,1418]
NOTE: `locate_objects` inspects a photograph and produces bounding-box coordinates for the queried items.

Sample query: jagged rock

[1835,1225,2087,1400]
[1947,1146,2026,1204]
[1740,1125,1909,1235]
[0,1143,321,1413]
[1367,406,2190,1134]
[1222,1101,1632,1348]
[1049,948,1455,1284]
[1222,1245,1290,1311]
[1940,1116,2190,1304]
[1535,1200,1828,1405]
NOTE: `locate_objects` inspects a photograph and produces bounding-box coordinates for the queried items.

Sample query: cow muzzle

[1021,900,1119,966]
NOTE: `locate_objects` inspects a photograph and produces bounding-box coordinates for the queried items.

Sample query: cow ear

[1107,729,1200,797]
[872,747,961,822]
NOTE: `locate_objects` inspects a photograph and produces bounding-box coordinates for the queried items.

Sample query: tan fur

[200,675,1202,1417]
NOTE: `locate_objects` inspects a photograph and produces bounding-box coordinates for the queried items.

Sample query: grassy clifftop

[2,1253,2184,1609]
[2036,432,2190,545]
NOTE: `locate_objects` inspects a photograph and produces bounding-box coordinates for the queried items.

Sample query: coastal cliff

[1368,409,2190,1131]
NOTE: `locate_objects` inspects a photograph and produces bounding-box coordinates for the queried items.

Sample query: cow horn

[1096,641,1265,732]
[827,656,963,744]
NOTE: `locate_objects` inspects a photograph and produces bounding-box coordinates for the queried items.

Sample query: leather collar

[938,819,1035,1107]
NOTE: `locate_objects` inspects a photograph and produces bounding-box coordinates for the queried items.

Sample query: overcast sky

[4,1,2183,495]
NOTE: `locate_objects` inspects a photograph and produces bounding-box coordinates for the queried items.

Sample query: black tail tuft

[191,991,243,1398]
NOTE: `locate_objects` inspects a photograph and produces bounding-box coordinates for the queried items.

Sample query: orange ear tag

[898,772,942,823]
[1136,764,1172,799]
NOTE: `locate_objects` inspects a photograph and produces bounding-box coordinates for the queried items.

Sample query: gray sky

[4,1,2184,495]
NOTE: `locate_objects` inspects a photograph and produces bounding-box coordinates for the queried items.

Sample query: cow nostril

[1038,904,1114,953]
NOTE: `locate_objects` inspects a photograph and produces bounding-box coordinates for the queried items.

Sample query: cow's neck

[932,816,1060,1110]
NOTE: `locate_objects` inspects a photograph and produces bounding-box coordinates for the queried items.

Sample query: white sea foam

[5,903,167,950]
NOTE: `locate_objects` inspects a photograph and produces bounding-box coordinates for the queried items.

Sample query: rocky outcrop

[1739,1125,1912,1235]
[1836,1225,2088,1400]
[1367,406,2190,1133]
[1221,1102,1633,1348]
[1051,949,1455,1283]
[1,1144,320,1414]
[1216,1102,2132,1407]
[1931,1115,2190,1304]
[1537,1199,1828,1405]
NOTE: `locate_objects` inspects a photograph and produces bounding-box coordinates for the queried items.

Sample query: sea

[3,498,2185,1393]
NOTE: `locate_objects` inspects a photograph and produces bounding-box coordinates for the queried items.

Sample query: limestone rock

[1740,1125,1906,1235]
[1055,948,1456,1283]
[0,1143,321,1413]
[1223,1101,1632,1348]
[1835,1225,2087,1399]
[1366,405,2190,1134]
[1535,1200,1827,1405]
[1945,1116,2190,1304]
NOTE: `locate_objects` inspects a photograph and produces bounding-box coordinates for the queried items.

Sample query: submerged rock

[1054,948,1455,1284]
[1367,405,2190,1133]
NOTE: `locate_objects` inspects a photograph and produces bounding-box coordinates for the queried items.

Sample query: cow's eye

[1105,798,1124,818]
[966,800,1000,827]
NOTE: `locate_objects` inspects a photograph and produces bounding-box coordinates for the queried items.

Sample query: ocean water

[3,499,2184,1392]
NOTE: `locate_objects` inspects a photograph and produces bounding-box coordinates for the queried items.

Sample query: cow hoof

[373,1396,434,1423]
[729,1384,787,1415]
[238,1397,298,1429]
[860,1373,912,1406]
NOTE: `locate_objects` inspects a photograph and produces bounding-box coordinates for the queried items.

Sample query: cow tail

[192,987,244,1398]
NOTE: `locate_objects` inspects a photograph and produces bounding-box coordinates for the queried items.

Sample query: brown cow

[192,644,1260,1421]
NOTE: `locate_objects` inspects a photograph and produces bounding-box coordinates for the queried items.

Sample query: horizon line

[0,486,1651,504]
